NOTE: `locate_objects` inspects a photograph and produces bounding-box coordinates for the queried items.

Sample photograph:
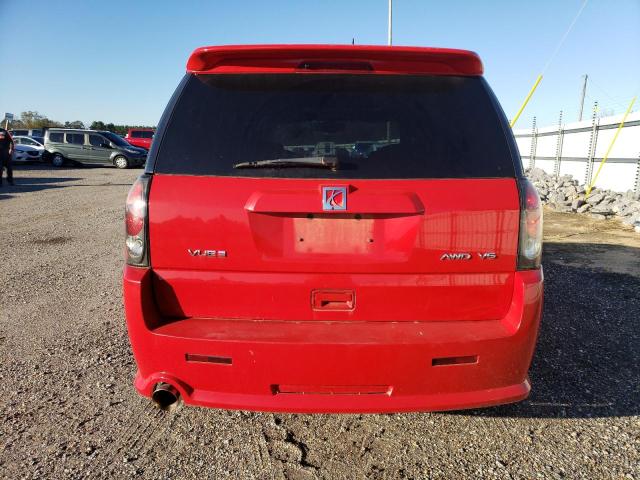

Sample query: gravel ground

[1,165,639,479]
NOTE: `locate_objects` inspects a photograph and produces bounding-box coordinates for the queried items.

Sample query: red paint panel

[245,189,424,215]
[187,45,483,76]
[148,175,519,274]
[151,270,513,321]
[125,128,154,150]
[148,175,519,322]
[126,137,152,149]
[123,266,543,413]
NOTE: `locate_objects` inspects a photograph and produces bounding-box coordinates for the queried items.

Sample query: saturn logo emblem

[322,186,347,211]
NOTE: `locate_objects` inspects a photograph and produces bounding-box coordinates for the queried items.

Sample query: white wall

[514,111,640,193]
[559,160,588,182]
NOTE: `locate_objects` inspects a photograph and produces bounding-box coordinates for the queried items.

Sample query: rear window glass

[132,131,153,138]
[155,74,516,178]
[89,134,104,147]
[100,131,129,147]
[65,133,85,145]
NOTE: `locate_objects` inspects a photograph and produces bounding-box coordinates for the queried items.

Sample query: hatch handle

[312,290,355,311]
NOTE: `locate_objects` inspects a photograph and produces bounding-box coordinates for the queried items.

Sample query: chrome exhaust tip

[151,383,180,411]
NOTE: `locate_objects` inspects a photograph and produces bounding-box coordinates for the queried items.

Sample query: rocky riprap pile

[526,168,640,233]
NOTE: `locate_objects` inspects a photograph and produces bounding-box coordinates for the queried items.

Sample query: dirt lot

[1,165,639,479]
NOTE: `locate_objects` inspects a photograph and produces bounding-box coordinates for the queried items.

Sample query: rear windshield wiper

[233,156,338,170]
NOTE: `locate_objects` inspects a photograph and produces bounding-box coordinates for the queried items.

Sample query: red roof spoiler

[186,44,483,76]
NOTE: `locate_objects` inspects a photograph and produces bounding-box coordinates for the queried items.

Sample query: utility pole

[578,74,588,121]
[388,0,393,46]
[386,0,393,142]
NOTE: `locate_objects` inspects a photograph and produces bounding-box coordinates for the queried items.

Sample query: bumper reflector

[185,353,232,365]
[432,355,478,367]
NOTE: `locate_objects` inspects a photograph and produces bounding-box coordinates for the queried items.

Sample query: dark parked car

[44,128,147,168]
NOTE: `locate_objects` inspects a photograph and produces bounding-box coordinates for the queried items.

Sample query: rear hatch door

[148,73,521,322]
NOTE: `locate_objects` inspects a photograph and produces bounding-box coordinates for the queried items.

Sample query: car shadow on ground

[0,176,78,198]
[12,163,132,171]
[465,242,640,419]
[11,162,78,171]
[12,162,144,172]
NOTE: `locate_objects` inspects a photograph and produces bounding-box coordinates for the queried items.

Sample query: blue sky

[0,0,638,128]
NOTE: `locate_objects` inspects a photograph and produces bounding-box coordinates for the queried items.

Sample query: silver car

[44,128,147,168]
[12,136,45,162]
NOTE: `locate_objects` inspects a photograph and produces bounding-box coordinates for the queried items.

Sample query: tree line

[7,111,155,136]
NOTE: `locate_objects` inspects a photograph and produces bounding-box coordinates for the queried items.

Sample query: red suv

[125,128,155,150]
[123,45,544,413]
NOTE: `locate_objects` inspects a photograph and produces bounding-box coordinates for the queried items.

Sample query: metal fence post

[584,102,599,187]
[529,117,537,169]
[634,154,640,195]
[554,110,564,178]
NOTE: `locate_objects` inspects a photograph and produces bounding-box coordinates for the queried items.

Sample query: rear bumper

[123,266,543,413]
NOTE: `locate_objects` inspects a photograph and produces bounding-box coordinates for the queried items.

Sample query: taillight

[125,175,151,266]
[517,178,543,270]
